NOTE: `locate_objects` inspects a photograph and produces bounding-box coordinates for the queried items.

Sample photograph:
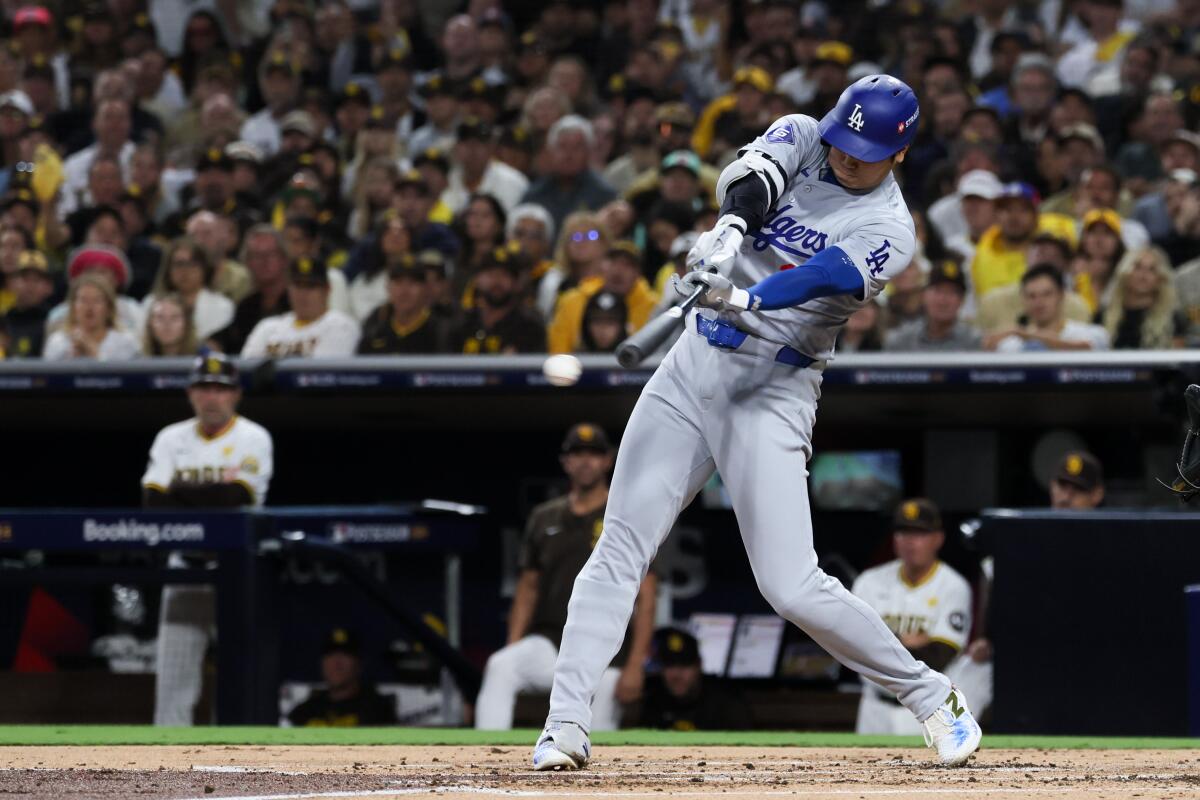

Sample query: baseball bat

[616,283,707,368]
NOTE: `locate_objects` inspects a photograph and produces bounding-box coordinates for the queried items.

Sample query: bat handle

[614,283,708,368]
[673,283,708,315]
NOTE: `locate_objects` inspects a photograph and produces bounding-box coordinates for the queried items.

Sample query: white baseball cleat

[532,721,590,771]
[922,687,982,767]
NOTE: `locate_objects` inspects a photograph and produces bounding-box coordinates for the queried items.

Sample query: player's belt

[694,315,823,370]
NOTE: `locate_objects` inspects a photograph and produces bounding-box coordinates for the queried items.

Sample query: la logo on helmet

[847,103,866,132]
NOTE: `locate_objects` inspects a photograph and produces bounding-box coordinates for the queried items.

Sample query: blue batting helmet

[817,74,920,163]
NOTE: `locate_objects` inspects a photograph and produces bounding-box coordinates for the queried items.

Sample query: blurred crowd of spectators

[0,0,1198,361]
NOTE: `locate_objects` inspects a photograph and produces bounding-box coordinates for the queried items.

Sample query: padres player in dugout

[142,353,273,725]
[287,628,398,727]
[533,75,982,771]
[852,499,971,735]
[475,424,656,730]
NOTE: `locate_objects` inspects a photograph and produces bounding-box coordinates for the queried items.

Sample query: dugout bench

[0,504,481,724]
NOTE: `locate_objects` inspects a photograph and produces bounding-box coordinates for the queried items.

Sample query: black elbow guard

[719,174,772,233]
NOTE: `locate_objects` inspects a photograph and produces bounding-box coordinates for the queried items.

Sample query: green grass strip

[0,726,1195,749]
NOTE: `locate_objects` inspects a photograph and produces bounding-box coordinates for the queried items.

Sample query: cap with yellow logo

[379,46,411,70]
[655,627,701,666]
[196,146,233,172]
[927,259,967,293]
[419,73,455,99]
[891,497,942,533]
[15,250,49,275]
[263,50,297,77]
[288,257,330,286]
[321,627,360,655]
[188,352,239,388]
[561,423,613,455]
[1053,450,1103,491]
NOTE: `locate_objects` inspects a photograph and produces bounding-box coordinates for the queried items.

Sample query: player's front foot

[922,687,982,767]
[532,720,590,771]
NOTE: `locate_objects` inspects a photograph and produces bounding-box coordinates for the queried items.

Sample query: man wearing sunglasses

[534,75,983,772]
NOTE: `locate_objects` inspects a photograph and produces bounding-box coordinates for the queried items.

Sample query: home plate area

[1,745,1199,799]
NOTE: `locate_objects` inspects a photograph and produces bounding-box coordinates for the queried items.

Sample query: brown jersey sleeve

[517,504,548,572]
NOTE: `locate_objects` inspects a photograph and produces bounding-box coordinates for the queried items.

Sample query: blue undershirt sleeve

[745,246,866,310]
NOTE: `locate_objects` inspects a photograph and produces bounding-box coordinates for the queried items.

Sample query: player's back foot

[922,687,982,767]
[532,721,590,771]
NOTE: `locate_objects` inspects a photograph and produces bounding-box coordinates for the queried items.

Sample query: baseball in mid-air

[542,354,582,387]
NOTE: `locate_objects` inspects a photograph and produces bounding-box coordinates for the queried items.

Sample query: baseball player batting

[533,75,982,771]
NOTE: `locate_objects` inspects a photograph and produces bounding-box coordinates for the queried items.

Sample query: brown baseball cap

[288,257,329,286]
[562,423,612,454]
[655,102,695,129]
[15,249,49,275]
[892,498,942,533]
[656,628,701,666]
[1053,450,1103,491]
[927,260,967,293]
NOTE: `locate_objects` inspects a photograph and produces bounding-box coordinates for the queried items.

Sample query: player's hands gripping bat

[686,214,747,276]
[1159,384,1200,502]
[614,274,711,368]
[672,270,760,312]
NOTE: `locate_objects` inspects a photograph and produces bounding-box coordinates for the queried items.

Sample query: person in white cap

[0,89,34,119]
[0,91,35,194]
[927,169,1003,263]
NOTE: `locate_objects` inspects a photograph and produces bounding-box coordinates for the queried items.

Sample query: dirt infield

[0,744,1197,799]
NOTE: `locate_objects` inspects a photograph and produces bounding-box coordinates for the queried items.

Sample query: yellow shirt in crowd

[547,276,660,354]
[969,213,1077,299]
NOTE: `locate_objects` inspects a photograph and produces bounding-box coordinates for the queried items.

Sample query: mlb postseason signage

[0,353,1184,393]
[269,505,479,552]
[0,506,479,552]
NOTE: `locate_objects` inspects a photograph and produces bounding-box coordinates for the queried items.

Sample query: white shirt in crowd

[1055,19,1142,93]
[47,294,144,336]
[141,289,234,340]
[60,141,137,216]
[995,319,1111,352]
[42,328,142,360]
[407,123,457,161]
[442,160,530,214]
[147,70,189,117]
[240,309,361,358]
[348,271,388,323]
[239,109,283,158]
[141,414,274,506]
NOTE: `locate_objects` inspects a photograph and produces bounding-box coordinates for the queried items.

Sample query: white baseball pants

[547,324,952,731]
[475,634,621,730]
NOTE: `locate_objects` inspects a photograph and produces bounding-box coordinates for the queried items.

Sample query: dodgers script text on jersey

[719,114,916,359]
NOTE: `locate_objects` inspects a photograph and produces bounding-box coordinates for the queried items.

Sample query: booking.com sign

[82,518,206,547]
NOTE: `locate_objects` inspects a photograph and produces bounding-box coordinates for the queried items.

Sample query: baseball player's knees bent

[475,650,522,729]
[578,518,655,589]
[753,563,838,633]
[481,643,525,682]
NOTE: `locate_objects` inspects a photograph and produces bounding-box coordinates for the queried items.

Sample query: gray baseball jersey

[544,118,953,736]
[722,114,917,359]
